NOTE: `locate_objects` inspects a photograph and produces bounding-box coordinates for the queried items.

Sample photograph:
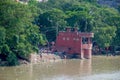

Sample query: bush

[1,44,10,56]
[6,52,18,66]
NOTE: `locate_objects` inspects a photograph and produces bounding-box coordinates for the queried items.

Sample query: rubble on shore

[29,53,61,64]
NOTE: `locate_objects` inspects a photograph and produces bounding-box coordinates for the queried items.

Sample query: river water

[0,56,120,80]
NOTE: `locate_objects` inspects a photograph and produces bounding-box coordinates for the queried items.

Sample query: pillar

[80,37,84,59]
[84,37,92,59]
[84,49,92,59]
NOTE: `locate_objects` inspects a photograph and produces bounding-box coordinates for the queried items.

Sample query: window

[82,37,88,44]
[63,37,65,40]
[67,37,69,40]
[73,38,79,41]
[76,38,79,41]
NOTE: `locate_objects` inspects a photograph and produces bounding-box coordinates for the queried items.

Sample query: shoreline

[0,54,120,66]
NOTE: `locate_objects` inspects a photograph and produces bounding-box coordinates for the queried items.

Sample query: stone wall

[29,53,61,64]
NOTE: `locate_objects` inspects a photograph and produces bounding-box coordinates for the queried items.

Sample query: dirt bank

[29,53,61,64]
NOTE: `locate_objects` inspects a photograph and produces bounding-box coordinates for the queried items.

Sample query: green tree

[92,7,119,47]
[0,0,46,65]
[0,27,6,45]
[37,0,120,48]
[36,8,67,41]
[93,26,116,47]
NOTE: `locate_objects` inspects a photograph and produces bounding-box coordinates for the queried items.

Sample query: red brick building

[54,28,94,59]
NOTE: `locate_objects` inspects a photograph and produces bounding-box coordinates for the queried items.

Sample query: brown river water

[0,56,120,80]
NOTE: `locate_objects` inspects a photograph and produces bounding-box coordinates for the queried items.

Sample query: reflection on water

[80,72,120,80]
[45,71,120,80]
[0,56,120,80]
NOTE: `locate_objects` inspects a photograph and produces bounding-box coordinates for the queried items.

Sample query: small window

[67,37,69,40]
[76,38,79,41]
[82,37,88,44]
[63,37,65,40]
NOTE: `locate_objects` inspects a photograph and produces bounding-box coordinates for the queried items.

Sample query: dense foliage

[0,0,46,66]
[36,0,120,47]
[0,0,120,65]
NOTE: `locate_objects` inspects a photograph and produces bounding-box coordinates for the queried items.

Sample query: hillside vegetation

[0,0,120,66]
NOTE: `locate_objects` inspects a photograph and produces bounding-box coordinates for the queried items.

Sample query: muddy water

[0,56,120,80]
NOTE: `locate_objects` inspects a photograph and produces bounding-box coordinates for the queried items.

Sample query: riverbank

[0,52,62,66]
[92,55,120,59]
[21,54,120,65]
[0,53,119,66]
[29,53,61,64]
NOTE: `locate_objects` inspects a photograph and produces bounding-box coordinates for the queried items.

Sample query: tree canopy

[0,0,46,66]
[37,0,120,47]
